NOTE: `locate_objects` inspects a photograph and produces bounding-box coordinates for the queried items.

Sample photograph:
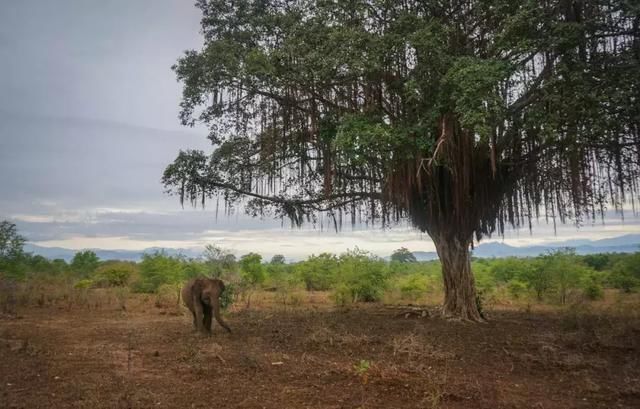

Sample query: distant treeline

[1,245,639,308]
[2,221,639,308]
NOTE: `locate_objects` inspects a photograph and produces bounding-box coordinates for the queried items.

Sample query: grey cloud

[0,112,210,212]
[1,1,638,258]
[0,0,202,131]
[10,209,288,243]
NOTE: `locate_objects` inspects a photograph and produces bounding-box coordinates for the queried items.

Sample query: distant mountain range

[410,234,640,261]
[23,245,202,262]
[25,234,640,262]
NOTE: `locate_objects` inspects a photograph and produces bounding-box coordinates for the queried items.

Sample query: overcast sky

[0,1,638,260]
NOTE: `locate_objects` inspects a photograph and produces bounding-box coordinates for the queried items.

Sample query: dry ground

[1,291,639,409]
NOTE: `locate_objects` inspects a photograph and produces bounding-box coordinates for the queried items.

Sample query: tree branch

[206,180,382,208]
[507,56,555,115]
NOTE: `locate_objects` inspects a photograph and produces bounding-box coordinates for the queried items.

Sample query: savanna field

[2,1,640,408]
[1,249,640,409]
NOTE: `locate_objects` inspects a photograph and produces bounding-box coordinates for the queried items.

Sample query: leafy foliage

[163,0,640,320]
[296,253,338,291]
[0,221,28,279]
[539,249,591,305]
[239,252,265,287]
[93,262,138,287]
[390,248,417,263]
[335,249,388,303]
[70,251,100,278]
[0,221,26,260]
[135,251,185,293]
[609,253,640,292]
[165,0,639,240]
[202,244,237,279]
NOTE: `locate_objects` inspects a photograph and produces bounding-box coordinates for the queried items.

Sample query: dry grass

[2,289,640,408]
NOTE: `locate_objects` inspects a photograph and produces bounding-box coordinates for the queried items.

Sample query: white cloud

[22,209,640,260]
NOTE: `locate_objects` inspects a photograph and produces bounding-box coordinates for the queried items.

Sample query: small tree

[390,248,417,264]
[265,255,287,287]
[296,253,338,291]
[51,259,68,274]
[0,221,27,279]
[203,244,237,278]
[94,262,138,287]
[519,260,554,301]
[0,221,26,260]
[609,253,640,293]
[70,250,100,278]
[266,255,300,306]
[540,249,586,305]
[137,251,185,302]
[336,249,388,303]
[270,254,286,265]
[239,252,265,307]
[490,257,532,284]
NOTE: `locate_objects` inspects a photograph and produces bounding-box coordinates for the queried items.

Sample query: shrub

[609,253,640,292]
[331,284,353,307]
[398,273,428,302]
[239,253,265,287]
[583,281,604,300]
[70,251,100,277]
[335,249,388,303]
[135,251,185,293]
[219,282,235,310]
[94,262,137,287]
[296,253,338,291]
[155,283,180,307]
[114,287,130,310]
[538,249,589,304]
[507,279,528,300]
[74,279,94,289]
[490,257,530,283]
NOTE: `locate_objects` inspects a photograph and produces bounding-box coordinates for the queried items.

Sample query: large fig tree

[164,0,640,321]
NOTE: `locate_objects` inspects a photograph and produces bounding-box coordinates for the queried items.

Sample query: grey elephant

[181,277,231,334]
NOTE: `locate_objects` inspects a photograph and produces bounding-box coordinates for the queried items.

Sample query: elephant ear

[218,280,226,293]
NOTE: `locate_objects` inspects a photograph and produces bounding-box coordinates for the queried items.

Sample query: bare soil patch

[1,295,639,408]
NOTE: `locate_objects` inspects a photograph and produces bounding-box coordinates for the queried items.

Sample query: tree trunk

[433,235,484,322]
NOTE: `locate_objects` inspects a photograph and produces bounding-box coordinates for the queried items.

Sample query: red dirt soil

[1,295,639,408]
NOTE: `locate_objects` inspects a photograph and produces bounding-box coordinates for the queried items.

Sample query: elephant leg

[191,310,197,330]
[203,305,213,334]
[192,295,205,333]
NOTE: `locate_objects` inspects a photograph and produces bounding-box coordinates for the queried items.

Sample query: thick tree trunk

[433,235,484,322]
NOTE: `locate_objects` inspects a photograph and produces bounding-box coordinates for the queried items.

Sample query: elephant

[181,277,232,334]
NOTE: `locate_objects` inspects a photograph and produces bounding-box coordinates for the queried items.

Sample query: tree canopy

[164,0,640,320]
[391,247,418,263]
[0,221,26,260]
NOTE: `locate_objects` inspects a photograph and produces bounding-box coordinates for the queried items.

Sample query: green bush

[74,279,94,289]
[398,273,428,301]
[239,253,265,287]
[155,283,181,307]
[336,249,388,303]
[507,279,528,300]
[220,282,235,310]
[539,249,589,304]
[609,253,640,292]
[70,250,100,277]
[490,257,530,283]
[135,251,185,293]
[331,283,353,307]
[583,281,604,300]
[94,262,137,287]
[296,253,338,291]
